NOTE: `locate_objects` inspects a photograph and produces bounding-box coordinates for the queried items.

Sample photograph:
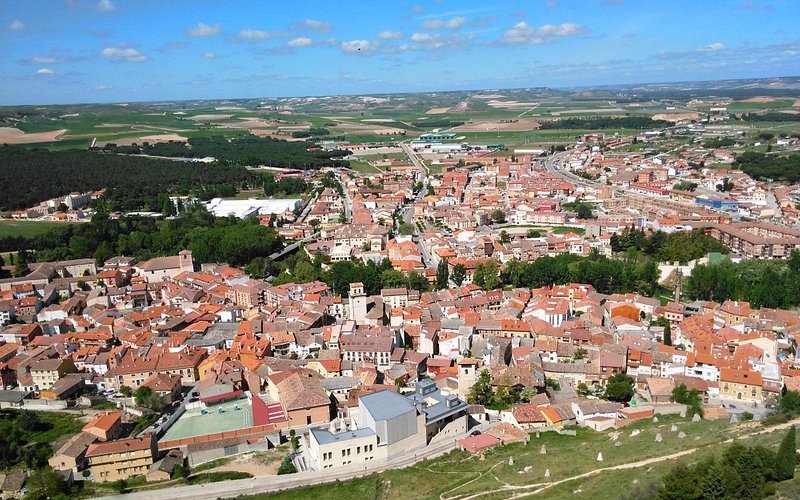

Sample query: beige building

[49,431,97,474]
[86,435,157,483]
[720,368,763,402]
[30,358,77,390]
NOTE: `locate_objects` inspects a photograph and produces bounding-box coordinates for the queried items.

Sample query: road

[97,437,464,500]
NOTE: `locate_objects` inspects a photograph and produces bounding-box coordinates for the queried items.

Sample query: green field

[254,416,797,500]
[0,220,77,238]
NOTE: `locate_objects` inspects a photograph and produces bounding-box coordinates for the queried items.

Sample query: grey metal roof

[406,388,469,424]
[0,390,26,403]
[360,390,416,421]
[321,376,359,391]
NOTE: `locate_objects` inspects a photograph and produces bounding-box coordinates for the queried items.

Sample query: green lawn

[0,220,77,238]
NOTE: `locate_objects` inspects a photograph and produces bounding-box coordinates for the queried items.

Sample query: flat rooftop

[159,398,253,442]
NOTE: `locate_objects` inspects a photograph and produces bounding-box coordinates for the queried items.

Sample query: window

[307,415,312,425]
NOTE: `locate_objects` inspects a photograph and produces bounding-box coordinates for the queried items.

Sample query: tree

[702,462,726,500]
[672,383,703,418]
[13,250,29,278]
[526,229,541,238]
[776,426,796,481]
[119,385,133,397]
[499,230,510,244]
[780,390,800,415]
[407,272,429,293]
[398,222,415,235]
[277,455,298,475]
[574,347,587,360]
[17,411,43,432]
[134,386,162,410]
[576,203,594,219]
[289,429,299,453]
[604,373,635,402]
[473,261,500,291]
[468,370,494,406]
[663,322,672,346]
[436,260,449,290]
[24,466,67,500]
[490,209,506,224]
[451,264,466,287]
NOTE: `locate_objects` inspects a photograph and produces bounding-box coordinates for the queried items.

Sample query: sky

[2,0,799,105]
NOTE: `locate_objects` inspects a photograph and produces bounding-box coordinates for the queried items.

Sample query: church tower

[348,282,367,324]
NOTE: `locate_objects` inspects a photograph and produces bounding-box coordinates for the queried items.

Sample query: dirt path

[440,420,800,500]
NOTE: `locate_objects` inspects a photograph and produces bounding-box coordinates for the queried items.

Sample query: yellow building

[86,435,157,483]
[30,358,77,391]
[720,368,763,402]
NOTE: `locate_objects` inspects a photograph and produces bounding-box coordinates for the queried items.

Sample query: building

[49,432,97,474]
[30,358,77,391]
[704,221,800,259]
[719,368,763,403]
[134,250,194,283]
[82,411,124,442]
[268,368,332,428]
[308,379,468,470]
[86,435,157,483]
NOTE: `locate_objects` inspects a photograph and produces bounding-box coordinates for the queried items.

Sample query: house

[82,411,123,442]
[268,368,332,428]
[49,431,97,474]
[30,358,77,390]
[146,449,183,483]
[719,368,762,403]
[86,435,157,483]
[459,433,501,454]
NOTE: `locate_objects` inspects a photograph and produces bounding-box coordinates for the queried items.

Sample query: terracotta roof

[86,435,154,457]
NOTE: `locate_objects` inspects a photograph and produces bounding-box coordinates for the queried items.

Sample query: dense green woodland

[733,151,800,183]
[538,117,670,130]
[686,252,800,308]
[0,145,260,211]
[741,112,800,122]
[611,228,728,264]
[1,209,282,268]
[101,135,350,169]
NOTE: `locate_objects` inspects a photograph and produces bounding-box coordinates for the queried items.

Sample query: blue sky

[2,0,799,105]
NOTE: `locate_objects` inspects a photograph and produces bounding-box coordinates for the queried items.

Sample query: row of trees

[271,252,429,297]
[0,145,261,211]
[100,135,351,169]
[1,208,283,269]
[538,117,670,130]
[656,427,795,499]
[686,252,800,308]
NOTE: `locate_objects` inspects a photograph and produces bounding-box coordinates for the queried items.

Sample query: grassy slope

[253,416,794,500]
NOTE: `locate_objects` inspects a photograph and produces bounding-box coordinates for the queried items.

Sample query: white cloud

[36,68,55,77]
[502,21,587,44]
[188,22,221,37]
[301,19,332,32]
[377,30,403,40]
[411,32,433,42]
[32,56,57,64]
[8,20,24,30]
[698,42,725,52]
[423,16,466,29]
[95,84,110,91]
[238,29,274,41]
[202,52,216,59]
[100,47,147,62]
[341,39,377,54]
[96,0,115,12]
[288,37,313,47]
